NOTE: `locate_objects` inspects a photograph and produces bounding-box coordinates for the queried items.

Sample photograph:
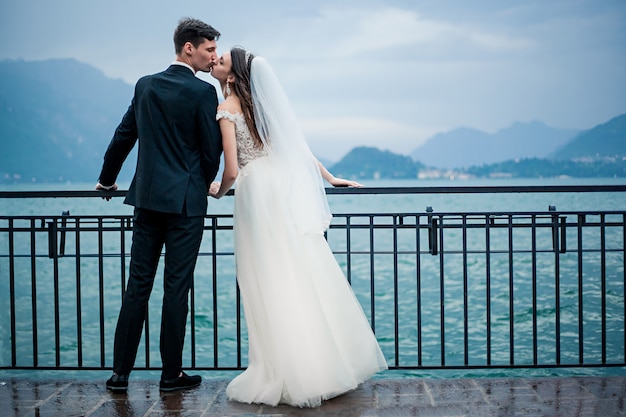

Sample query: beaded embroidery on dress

[216,110,267,169]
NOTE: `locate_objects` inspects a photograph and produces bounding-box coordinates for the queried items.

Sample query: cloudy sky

[1,0,625,161]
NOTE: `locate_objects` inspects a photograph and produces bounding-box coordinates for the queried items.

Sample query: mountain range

[1,58,625,183]
[410,122,580,169]
[0,58,135,183]
[548,114,626,160]
[408,112,626,169]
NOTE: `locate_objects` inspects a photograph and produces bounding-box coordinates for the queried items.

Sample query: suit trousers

[112,207,204,380]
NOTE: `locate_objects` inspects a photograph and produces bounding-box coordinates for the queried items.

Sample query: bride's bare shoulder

[217,96,243,115]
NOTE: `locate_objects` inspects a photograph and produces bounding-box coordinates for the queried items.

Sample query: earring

[225,81,231,96]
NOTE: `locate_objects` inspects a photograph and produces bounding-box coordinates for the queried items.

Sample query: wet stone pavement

[1,376,625,416]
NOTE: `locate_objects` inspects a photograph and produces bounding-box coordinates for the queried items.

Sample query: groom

[96,17,222,392]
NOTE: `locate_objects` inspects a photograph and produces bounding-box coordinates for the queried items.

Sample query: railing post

[47,219,57,259]
[8,218,17,367]
[548,204,567,254]
[47,211,70,258]
[426,206,438,255]
[559,216,567,254]
[549,205,559,253]
[59,210,69,257]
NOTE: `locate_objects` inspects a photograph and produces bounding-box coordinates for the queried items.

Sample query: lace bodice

[216,110,268,168]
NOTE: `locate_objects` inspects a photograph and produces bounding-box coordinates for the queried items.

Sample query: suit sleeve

[198,86,223,184]
[97,99,139,186]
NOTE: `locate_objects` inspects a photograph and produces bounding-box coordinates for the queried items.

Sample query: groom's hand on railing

[95,182,118,201]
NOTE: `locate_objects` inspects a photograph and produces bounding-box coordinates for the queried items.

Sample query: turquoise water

[1,178,625,379]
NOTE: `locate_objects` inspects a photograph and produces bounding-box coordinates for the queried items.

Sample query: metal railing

[0,186,624,372]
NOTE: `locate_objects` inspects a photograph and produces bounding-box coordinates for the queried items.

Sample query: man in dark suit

[96,17,222,392]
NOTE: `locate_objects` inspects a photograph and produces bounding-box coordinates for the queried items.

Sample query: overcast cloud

[1,0,625,160]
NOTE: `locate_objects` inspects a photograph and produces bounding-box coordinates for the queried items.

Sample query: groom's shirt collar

[171,61,195,74]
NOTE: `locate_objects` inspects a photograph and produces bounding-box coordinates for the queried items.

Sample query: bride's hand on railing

[329,177,363,188]
[208,181,221,198]
[316,159,363,188]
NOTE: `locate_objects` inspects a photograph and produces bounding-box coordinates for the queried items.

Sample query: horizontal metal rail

[1,184,626,199]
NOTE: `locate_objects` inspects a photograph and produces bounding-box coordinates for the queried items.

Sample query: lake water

[1,178,625,380]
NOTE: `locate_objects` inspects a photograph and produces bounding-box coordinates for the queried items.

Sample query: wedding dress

[217,108,388,408]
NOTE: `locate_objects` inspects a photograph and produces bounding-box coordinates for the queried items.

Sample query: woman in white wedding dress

[209,47,387,408]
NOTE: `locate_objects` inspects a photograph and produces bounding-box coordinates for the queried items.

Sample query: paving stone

[0,376,624,417]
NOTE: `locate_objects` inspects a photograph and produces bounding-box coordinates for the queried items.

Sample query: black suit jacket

[98,64,222,216]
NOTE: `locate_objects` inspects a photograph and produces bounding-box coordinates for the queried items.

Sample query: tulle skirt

[226,156,388,408]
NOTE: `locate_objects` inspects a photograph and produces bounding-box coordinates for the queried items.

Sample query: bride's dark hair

[230,47,262,147]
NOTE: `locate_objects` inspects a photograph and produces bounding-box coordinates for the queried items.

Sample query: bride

[209,47,387,408]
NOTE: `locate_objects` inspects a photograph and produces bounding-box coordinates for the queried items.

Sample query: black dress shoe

[159,371,202,392]
[106,374,129,392]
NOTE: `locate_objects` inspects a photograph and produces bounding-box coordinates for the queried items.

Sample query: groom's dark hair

[174,17,220,54]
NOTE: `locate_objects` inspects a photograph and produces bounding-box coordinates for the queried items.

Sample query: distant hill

[411,121,579,169]
[331,146,425,179]
[549,113,626,160]
[330,147,626,180]
[464,157,626,179]
[0,58,135,183]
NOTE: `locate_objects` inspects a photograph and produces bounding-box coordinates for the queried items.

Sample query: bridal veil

[249,56,332,235]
